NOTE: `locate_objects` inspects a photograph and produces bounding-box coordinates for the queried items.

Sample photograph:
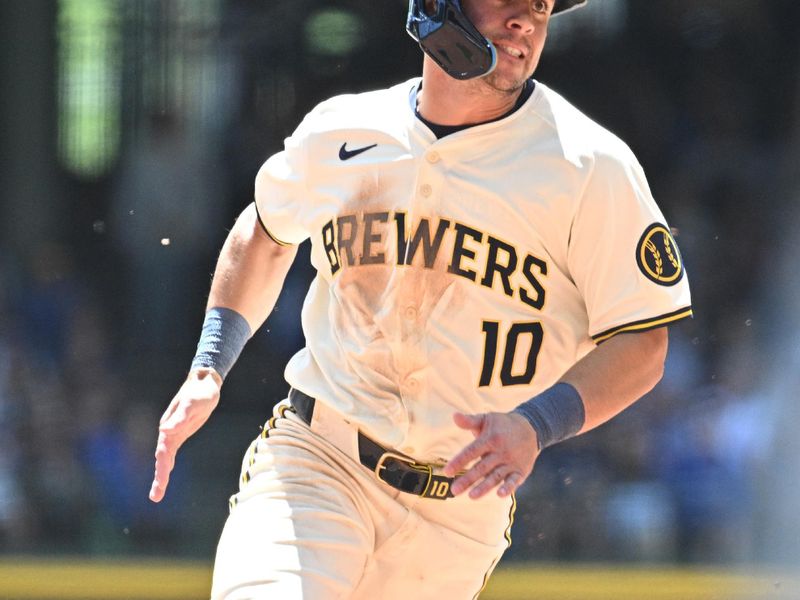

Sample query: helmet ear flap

[552,0,589,15]
[421,0,436,17]
[406,0,497,80]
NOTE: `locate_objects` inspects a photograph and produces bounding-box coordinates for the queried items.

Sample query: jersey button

[419,184,432,197]
[426,152,440,164]
[405,377,420,392]
[404,306,418,320]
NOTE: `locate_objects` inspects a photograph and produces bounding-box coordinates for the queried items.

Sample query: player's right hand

[149,368,223,503]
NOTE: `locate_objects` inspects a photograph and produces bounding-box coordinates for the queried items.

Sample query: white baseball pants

[211,397,515,600]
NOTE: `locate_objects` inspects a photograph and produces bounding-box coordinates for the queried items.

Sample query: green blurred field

[1,559,798,600]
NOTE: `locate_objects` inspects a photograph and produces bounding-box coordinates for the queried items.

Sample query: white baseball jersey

[255,77,692,463]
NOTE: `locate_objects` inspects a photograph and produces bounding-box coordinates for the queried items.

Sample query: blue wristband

[512,382,586,451]
[190,307,252,380]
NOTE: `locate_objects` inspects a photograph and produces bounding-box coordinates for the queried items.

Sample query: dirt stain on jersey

[330,176,466,392]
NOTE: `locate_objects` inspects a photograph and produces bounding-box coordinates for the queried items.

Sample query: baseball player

[150,0,692,598]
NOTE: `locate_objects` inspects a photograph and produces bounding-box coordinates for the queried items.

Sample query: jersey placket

[392,140,449,456]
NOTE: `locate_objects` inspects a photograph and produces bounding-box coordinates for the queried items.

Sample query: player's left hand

[444,411,539,499]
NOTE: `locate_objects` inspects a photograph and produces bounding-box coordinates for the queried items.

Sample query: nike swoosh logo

[339,142,377,161]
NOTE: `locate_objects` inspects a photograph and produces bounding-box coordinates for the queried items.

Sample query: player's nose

[506,10,535,35]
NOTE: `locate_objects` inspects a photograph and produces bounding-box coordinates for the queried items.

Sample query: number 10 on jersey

[479,321,544,387]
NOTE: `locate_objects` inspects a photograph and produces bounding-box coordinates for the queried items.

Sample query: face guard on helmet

[406,0,588,80]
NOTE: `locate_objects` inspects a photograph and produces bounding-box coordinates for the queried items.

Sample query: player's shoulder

[296,78,418,137]
[527,81,639,168]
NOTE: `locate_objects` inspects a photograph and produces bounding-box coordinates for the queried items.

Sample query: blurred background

[1,0,799,593]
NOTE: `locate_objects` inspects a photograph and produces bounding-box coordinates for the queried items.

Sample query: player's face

[462,0,552,93]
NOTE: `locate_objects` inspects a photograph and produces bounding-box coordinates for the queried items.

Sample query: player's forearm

[206,202,298,333]
[560,327,668,434]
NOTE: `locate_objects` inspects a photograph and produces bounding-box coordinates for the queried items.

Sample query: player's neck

[417,61,524,127]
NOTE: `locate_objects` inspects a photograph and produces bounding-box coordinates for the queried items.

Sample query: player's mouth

[496,43,526,60]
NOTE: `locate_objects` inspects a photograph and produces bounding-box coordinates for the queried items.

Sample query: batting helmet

[406,0,588,80]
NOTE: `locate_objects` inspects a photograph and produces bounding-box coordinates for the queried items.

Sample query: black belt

[288,389,455,500]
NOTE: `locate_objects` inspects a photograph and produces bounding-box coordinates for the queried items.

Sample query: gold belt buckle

[374,451,433,493]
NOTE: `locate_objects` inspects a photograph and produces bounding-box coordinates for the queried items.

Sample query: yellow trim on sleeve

[253,201,293,247]
[593,307,693,344]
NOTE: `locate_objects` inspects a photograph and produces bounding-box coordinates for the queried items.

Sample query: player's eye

[532,0,550,14]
